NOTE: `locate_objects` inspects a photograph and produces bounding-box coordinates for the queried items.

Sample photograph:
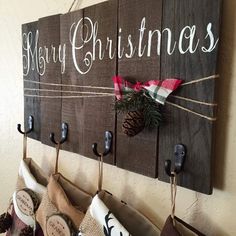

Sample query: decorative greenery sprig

[114,90,162,128]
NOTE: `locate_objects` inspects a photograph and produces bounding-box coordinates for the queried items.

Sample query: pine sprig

[114,90,145,112]
[114,90,162,129]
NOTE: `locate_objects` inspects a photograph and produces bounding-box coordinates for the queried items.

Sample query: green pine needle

[114,90,162,128]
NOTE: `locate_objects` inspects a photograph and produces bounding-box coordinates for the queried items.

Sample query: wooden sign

[22,0,222,194]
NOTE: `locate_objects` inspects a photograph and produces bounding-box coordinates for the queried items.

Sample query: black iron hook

[17,115,34,135]
[50,122,68,145]
[92,131,113,157]
[165,144,186,177]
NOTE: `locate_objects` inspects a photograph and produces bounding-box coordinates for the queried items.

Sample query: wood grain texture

[22,21,40,140]
[116,0,163,177]
[80,0,117,164]
[158,0,222,194]
[60,10,84,155]
[39,15,62,147]
[60,0,117,164]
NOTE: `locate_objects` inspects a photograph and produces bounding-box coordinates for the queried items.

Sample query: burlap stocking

[6,158,48,236]
[36,174,92,235]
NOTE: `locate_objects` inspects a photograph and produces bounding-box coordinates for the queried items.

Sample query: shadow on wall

[213,0,236,190]
[189,194,228,236]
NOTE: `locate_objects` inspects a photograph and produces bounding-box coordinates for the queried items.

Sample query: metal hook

[17,115,34,135]
[92,131,113,157]
[165,144,186,177]
[50,122,68,145]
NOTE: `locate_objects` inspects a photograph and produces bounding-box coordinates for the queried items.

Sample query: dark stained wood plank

[82,0,117,164]
[158,0,222,194]
[60,0,117,164]
[22,21,41,140]
[60,10,84,154]
[38,15,62,147]
[116,0,163,177]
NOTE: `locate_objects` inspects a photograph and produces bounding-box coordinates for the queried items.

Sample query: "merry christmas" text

[22,17,219,76]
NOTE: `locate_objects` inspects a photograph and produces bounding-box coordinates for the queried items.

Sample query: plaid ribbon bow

[113,76,182,105]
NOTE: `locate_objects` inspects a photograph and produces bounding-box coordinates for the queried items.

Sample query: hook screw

[92,131,113,157]
[17,115,34,135]
[50,122,68,145]
[165,144,186,177]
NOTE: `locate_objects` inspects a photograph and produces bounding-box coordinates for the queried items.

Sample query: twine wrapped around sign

[23,74,219,121]
[169,95,217,106]
[166,74,219,121]
[166,101,217,121]
[181,74,219,86]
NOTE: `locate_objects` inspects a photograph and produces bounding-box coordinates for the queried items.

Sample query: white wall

[0,0,236,235]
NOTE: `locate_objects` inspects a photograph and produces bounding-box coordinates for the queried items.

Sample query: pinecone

[0,212,12,233]
[20,226,33,236]
[122,110,145,137]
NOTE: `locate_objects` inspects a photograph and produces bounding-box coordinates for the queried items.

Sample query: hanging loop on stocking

[17,115,34,160]
[163,147,206,234]
[49,123,68,174]
[97,154,104,192]
[54,143,61,174]
[92,132,112,192]
[164,144,186,226]
[170,172,177,222]
[92,131,113,157]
